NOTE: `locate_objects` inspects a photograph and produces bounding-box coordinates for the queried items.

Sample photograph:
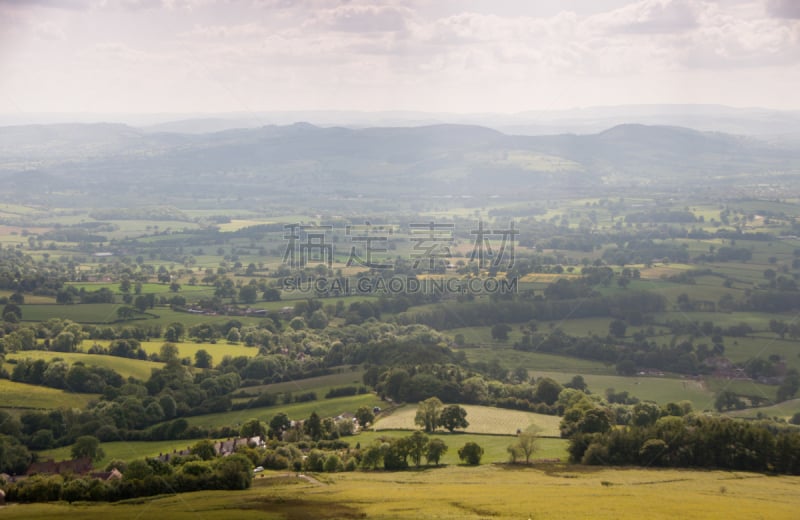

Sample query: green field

[36,439,203,469]
[245,368,366,397]
[459,345,614,374]
[373,404,562,437]
[357,430,568,464]
[19,304,131,324]
[3,464,798,519]
[7,351,163,381]
[0,379,98,411]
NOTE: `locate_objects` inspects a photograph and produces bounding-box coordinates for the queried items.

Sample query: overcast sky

[1,0,799,116]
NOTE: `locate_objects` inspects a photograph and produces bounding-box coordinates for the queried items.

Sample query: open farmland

[373,404,562,437]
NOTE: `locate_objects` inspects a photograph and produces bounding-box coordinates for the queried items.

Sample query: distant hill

[0,121,798,207]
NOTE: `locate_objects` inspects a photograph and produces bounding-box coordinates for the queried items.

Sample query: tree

[194,349,213,369]
[491,323,511,341]
[355,406,375,428]
[269,413,291,439]
[425,438,448,466]
[458,442,483,465]
[116,306,135,320]
[227,327,241,344]
[240,419,267,439]
[508,426,539,464]
[2,303,22,322]
[609,319,627,338]
[414,397,443,433]
[239,285,258,304]
[190,439,217,460]
[534,377,563,405]
[71,435,105,462]
[407,431,429,467]
[133,295,149,313]
[439,405,469,432]
[160,343,180,364]
[305,411,323,440]
[715,390,745,411]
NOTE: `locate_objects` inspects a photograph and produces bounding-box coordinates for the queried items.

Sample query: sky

[0,0,799,117]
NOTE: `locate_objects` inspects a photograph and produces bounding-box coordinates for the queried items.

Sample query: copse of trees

[567,414,800,474]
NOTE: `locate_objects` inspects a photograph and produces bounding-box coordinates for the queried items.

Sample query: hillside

[1,122,798,208]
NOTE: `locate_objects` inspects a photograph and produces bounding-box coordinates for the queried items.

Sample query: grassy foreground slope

[3,464,798,519]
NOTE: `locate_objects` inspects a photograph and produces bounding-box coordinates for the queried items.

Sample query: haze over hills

[4,104,800,139]
[1,120,799,210]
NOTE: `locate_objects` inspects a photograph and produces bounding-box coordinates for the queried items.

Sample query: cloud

[765,0,800,19]
[591,0,702,34]
[312,4,413,33]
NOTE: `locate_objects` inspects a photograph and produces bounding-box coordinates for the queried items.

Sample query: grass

[19,304,129,324]
[3,464,799,519]
[460,345,614,374]
[726,397,800,420]
[7,351,163,381]
[372,404,562,437]
[0,379,97,411]
[531,370,716,411]
[36,439,203,469]
[244,368,366,397]
[356,430,568,464]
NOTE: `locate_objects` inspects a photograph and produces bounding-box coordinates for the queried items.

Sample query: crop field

[4,464,799,520]
[6,351,163,381]
[135,340,258,360]
[0,379,98,411]
[372,404,562,437]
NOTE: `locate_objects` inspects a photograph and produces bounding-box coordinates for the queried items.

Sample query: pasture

[6,351,162,381]
[3,464,799,519]
[372,404,562,437]
[243,368,366,398]
[0,379,97,412]
[357,430,568,464]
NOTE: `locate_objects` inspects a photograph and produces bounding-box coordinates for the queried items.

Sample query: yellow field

[3,464,798,519]
[519,272,582,283]
[373,404,562,437]
[136,340,258,360]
